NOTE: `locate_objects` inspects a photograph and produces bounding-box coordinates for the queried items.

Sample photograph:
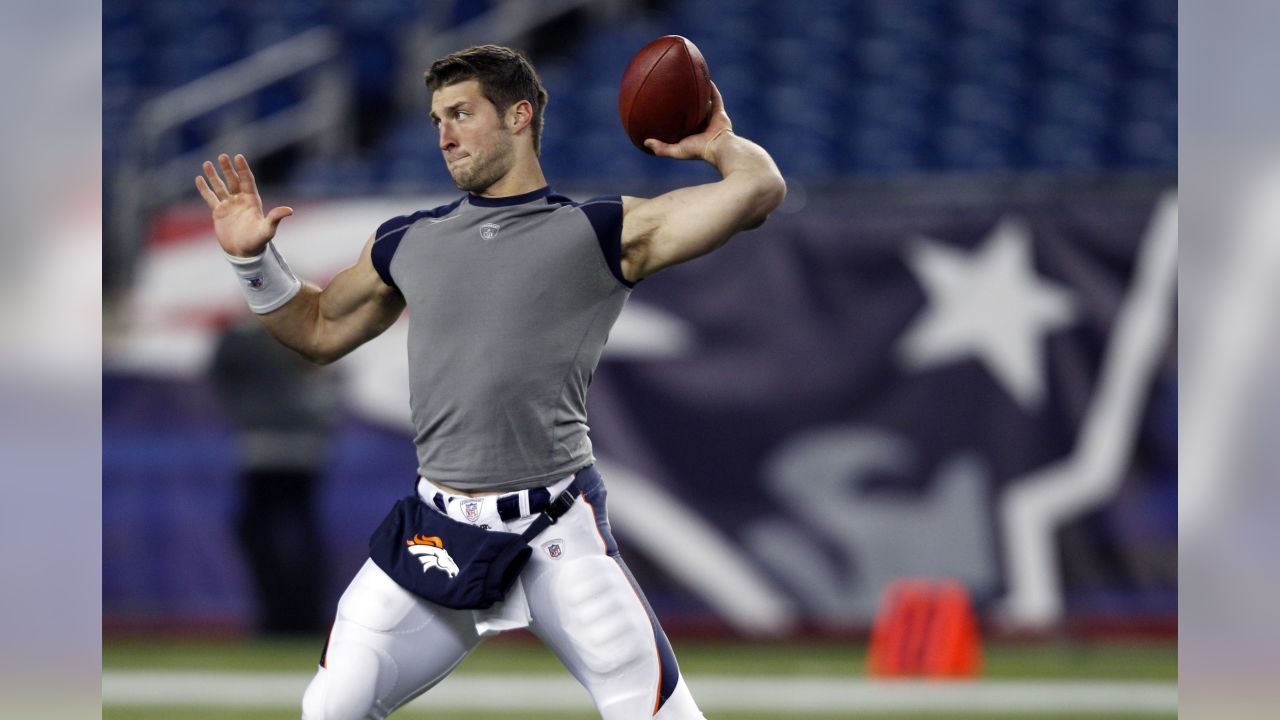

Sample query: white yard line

[103,671,1177,715]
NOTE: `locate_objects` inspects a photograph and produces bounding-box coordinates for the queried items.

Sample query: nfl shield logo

[542,540,563,559]
[480,223,500,239]
[462,500,482,523]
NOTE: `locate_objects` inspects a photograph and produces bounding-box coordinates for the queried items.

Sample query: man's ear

[509,99,533,133]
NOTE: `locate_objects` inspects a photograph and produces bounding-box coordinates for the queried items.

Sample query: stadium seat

[111,0,1176,198]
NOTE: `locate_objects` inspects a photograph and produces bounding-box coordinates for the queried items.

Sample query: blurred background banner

[104,185,1176,638]
[103,0,1176,643]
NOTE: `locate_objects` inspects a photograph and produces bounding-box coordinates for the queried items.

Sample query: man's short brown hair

[425,45,549,155]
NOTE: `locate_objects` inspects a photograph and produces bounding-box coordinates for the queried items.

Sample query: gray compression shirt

[371,186,632,491]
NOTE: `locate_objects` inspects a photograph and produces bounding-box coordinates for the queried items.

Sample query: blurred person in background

[195,44,783,719]
[211,316,340,636]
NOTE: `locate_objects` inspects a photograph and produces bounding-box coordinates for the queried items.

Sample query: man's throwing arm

[618,84,786,283]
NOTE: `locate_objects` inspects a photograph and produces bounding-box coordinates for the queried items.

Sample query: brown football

[618,35,713,153]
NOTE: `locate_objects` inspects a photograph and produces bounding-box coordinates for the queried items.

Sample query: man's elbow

[288,343,339,365]
[742,172,786,230]
[309,350,341,366]
[293,330,347,366]
[761,172,787,213]
[307,339,358,366]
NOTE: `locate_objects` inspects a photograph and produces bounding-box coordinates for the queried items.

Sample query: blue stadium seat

[576,25,662,74]
[859,0,946,42]
[538,64,582,115]
[1116,120,1175,168]
[107,0,1179,196]
[1035,80,1111,132]
[333,0,428,29]
[936,123,1019,171]
[708,62,767,118]
[765,0,854,45]
[1026,122,1106,171]
[239,0,325,27]
[573,130,649,186]
[766,84,841,136]
[290,156,377,198]
[104,0,141,32]
[1037,32,1118,89]
[149,28,241,88]
[763,37,847,95]
[253,79,306,119]
[141,0,235,30]
[1128,29,1177,72]
[576,83,620,132]
[946,36,1028,93]
[850,35,937,94]
[103,27,146,76]
[951,0,1034,34]
[767,130,840,180]
[844,122,931,174]
[380,119,436,162]
[688,15,766,65]
[671,0,765,30]
[1040,0,1121,39]
[246,21,310,53]
[944,84,1022,131]
[853,84,932,137]
[536,142,578,189]
[1122,78,1176,127]
[1130,0,1177,28]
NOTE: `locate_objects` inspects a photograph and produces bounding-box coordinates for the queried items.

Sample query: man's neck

[473,159,547,198]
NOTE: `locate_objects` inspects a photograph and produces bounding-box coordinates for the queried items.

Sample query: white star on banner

[896,216,1077,411]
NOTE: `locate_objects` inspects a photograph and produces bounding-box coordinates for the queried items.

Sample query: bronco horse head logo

[405,534,460,578]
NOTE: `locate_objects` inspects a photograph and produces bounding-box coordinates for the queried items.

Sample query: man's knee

[300,644,388,720]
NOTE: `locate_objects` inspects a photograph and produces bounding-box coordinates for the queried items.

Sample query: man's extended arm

[618,84,786,283]
[253,234,404,364]
[197,154,404,364]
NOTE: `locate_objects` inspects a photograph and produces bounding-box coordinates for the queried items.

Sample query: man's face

[430,80,514,193]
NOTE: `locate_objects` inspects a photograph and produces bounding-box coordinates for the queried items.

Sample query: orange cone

[867,578,982,678]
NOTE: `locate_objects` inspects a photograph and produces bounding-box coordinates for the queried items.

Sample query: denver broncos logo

[405,534,460,578]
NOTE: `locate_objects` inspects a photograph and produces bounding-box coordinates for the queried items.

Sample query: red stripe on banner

[148,205,218,248]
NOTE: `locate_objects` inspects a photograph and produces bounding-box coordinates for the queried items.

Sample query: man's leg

[521,472,705,720]
[302,559,482,719]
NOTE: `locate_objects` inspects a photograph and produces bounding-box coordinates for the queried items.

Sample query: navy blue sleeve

[370,216,412,292]
[578,195,633,288]
[371,198,465,292]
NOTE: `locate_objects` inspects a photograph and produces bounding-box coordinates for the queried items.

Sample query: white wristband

[225,242,303,314]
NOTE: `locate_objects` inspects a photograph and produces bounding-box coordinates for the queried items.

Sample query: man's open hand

[195,153,294,258]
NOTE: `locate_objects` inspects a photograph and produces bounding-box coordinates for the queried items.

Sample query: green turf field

[102,711,1170,720]
[102,636,1176,719]
[104,636,1177,679]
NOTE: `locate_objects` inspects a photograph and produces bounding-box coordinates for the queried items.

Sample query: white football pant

[301,468,704,720]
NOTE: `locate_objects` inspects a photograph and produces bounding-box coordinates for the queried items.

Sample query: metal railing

[397,0,610,110]
[107,1,614,295]
[107,27,351,294]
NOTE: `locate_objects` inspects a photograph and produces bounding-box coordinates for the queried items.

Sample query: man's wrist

[702,127,734,164]
[224,248,266,262]
[225,242,302,314]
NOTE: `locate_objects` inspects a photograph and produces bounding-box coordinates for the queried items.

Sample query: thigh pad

[337,563,424,634]
[548,555,653,675]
